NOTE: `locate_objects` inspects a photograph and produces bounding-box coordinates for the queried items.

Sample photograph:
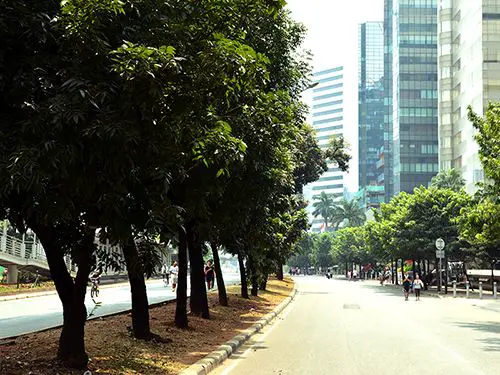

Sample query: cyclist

[89,270,101,298]
[402,274,411,301]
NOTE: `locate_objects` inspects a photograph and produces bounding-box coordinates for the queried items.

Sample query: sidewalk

[0,276,161,302]
[366,278,499,300]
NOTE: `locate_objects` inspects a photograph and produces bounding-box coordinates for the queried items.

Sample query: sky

[285,0,384,193]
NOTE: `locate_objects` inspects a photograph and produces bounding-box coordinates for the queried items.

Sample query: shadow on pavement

[453,321,500,352]
[362,283,440,299]
[362,283,405,298]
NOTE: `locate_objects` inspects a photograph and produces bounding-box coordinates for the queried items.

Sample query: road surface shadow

[362,283,439,299]
[453,321,500,352]
[362,283,405,297]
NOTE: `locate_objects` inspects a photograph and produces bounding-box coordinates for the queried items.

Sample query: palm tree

[331,198,366,229]
[312,192,335,231]
[430,169,465,192]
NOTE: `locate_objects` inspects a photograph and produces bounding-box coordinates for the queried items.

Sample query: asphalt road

[0,273,240,339]
[214,276,500,375]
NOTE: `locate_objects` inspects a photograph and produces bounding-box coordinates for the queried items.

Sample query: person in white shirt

[169,262,178,292]
[413,274,424,301]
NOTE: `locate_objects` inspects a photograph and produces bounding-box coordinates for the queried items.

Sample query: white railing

[0,233,48,264]
[0,224,128,274]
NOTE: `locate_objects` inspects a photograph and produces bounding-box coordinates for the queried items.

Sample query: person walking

[161,263,170,286]
[204,260,215,290]
[169,262,178,292]
[413,274,424,301]
[402,274,411,301]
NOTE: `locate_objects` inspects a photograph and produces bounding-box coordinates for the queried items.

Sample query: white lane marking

[217,293,299,375]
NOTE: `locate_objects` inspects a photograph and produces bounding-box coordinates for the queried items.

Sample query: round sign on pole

[435,238,445,250]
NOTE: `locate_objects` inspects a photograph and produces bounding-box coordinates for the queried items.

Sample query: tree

[330,227,366,274]
[312,192,335,231]
[457,197,500,265]
[311,233,334,270]
[468,104,500,193]
[333,198,366,228]
[430,169,465,192]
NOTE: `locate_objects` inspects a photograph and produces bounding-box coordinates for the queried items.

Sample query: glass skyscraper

[306,66,345,232]
[358,22,385,195]
[384,0,439,198]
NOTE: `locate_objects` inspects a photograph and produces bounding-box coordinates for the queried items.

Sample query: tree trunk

[187,225,209,319]
[391,259,394,284]
[444,256,449,294]
[31,222,93,369]
[412,259,416,279]
[345,261,348,277]
[122,235,150,339]
[175,229,188,328]
[248,256,258,297]
[400,259,404,284]
[260,272,268,290]
[463,262,473,291]
[210,241,227,306]
[238,252,249,299]
[276,262,284,280]
[492,260,496,292]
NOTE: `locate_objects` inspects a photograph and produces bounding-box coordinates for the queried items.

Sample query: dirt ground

[0,277,293,374]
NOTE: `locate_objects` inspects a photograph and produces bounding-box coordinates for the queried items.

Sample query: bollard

[453,281,457,298]
[479,282,483,299]
[494,282,498,299]
[466,283,470,298]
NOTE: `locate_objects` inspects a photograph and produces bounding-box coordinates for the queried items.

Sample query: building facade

[306,66,346,232]
[384,0,439,198]
[438,0,500,192]
[358,22,385,198]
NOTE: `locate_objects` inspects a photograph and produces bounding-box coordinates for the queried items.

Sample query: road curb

[179,285,298,375]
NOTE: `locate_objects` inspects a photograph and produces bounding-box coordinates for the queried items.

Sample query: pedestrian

[204,260,215,290]
[413,274,424,301]
[161,263,169,285]
[402,274,411,301]
[169,261,178,292]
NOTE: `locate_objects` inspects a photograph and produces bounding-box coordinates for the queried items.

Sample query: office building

[384,0,439,199]
[358,22,385,195]
[438,0,500,192]
[306,66,346,232]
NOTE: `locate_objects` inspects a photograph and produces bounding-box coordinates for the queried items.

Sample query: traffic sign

[436,250,445,259]
[435,238,445,250]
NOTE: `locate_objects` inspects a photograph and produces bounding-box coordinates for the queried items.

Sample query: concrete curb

[179,286,298,375]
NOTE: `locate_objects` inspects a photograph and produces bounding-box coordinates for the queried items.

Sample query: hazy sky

[286,0,384,192]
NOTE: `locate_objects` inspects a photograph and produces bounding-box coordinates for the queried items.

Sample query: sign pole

[435,238,446,294]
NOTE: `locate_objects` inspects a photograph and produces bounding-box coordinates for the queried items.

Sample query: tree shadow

[453,321,500,352]
[361,283,406,298]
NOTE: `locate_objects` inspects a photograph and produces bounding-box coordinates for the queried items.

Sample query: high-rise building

[306,66,345,232]
[438,0,499,193]
[358,22,385,200]
[384,0,439,199]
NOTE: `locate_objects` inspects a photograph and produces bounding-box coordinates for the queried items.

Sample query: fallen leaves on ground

[0,277,293,374]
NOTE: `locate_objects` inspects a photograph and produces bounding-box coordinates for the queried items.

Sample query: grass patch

[0,277,293,374]
[0,281,55,296]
